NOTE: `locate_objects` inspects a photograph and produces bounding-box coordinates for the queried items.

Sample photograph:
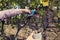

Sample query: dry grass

[2,24,60,40]
[4,25,33,39]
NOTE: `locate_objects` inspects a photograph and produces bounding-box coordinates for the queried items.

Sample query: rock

[44,28,60,40]
[55,32,60,40]
[33,32,42,40]
[26,31,42,40]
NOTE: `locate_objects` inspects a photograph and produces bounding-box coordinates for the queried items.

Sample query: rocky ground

[0,24,60,40]
[43,28,60,40]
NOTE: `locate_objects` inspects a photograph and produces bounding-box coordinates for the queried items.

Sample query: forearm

[0,9,30,20]
[19,9,30,13]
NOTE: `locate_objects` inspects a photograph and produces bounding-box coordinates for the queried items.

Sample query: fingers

[20,9,31,13]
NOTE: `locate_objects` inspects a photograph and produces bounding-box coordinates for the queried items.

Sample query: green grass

[58,10,60,18]
[55,24,60,28]
[0,37,2,40]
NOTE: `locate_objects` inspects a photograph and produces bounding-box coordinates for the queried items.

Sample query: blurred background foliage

[0,0,60,10]
[0,0,60,18]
